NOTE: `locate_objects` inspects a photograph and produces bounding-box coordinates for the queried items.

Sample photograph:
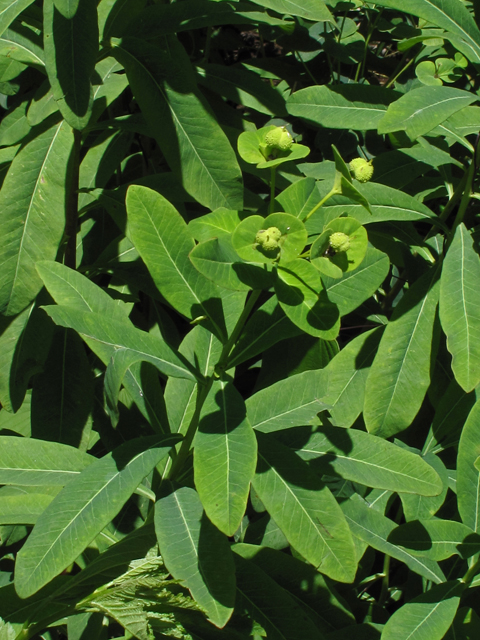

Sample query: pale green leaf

[15,435,180,598]
[194,379,257,536]
[155,484,235,628]
[457,399,480,531]
[439,223,480,392]
[246,368,329,433]
[0,120,73,315]
[252,431,357,583]
[364,267,440,438]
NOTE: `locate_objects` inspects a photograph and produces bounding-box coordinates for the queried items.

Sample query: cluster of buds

[349,157,374,183]
[255,226,282,252]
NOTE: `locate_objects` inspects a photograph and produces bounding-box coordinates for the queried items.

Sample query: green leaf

[322,245,390,317]
[364,266,440,438]
[457,399,480,531]
[42,305,198,385]
[388,519,480,560]
[0,436,91,486]
[237,544,355,634]
[36,262,173,434]
[0,23,44,70]
[188,209,243,243]
[373,0,480,63]
[0,1,35,38]
[287,84,400,130]
[190,236,273,291]
[246,368,329,433]
[53,0,79,19]
[377,86,477,140]
[252,431,357,583]
[89,57,129,126]
[247,0,332,22]
[342,493,445,583]
[126,185,230,342]
[0,101,31,146]
[290,426,443,495]
[275,259,340,340]
[232,545,326,640]
[424,379,477,454]
[155,484,235,628]
[194,379,257,536]
[0,487,58,525]
[30,328,94,450]
[228,296,301,368]
[399,451,448,521]
[196,63,287,117]
[15,434,180,598]
[0,120,74,315]
[440,223,480,392]
[44,0,98,130]
[98,0,147,40]
[322,328,383,427]
[306,182,443,233]
[380,581,463,640]
[112,36,243,211]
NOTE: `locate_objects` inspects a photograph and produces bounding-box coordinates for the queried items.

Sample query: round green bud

[329,232,350,253]
[265,127,293,151]
[255,226,282,251]
[349,157,374,183]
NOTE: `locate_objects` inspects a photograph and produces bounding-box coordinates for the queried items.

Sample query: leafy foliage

[1,1,480,639]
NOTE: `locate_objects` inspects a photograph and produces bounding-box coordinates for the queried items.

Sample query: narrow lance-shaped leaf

[125,185,230,342]
[322,327,383,427]
[388,519,480,561]
[252,431,357,583]
[36,261,172,433]
[0,436,92,486]
[286,426,443,495]
[194,378,257,536]
[0,120,73,316]
[373,0,480,63]
[0,0,36,38]
[155,483,235,628]
[287,84,400,130]
[112,35,243,211]
[15,434,181,598]
[440,223,480,392]
[41,305,199,385]
[246,368,329,433]
[377,86,477,140]
[364,265,440,438]
[44,0,98,130]
[457,399,480,532]
[381,580,463,640]
[342,493,446,584]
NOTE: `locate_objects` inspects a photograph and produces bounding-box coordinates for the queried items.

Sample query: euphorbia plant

[2,0,480,639]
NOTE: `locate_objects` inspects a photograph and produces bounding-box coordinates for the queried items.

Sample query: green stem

[448,155,477,242]
[462,554,480,584]
[385,55,416,89]
[166,289,261,482]
[378,554,391,607]
[303,187,338,224]
[202,26,213,64]
[270,166,276,214]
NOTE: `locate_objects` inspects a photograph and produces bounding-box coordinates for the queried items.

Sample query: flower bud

[255,226,282,251]
[265,127,293,152]
[329,232,350,253]
[349,157,374,183]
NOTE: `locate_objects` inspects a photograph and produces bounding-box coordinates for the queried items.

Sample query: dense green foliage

[1,0,480,638]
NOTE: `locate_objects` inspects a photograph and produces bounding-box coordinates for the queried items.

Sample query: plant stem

[378,554,391,607]
[462,554,480,584]
[270,166,276,214]
[303,187,337,223]
[385,55,416,89]
[64,129,82,269]
[166,289,261,482]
